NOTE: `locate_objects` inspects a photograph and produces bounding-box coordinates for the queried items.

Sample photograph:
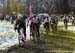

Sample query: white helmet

[17,14,23,19]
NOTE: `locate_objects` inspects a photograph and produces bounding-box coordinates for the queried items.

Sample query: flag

[29,5,32,13]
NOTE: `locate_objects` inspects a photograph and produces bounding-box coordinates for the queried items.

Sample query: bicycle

[18,28,26,47]
[44,23,49,34]
[30,25,40,43]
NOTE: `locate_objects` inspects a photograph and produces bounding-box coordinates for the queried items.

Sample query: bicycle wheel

[32,28,37,43]
[18,34,22,46]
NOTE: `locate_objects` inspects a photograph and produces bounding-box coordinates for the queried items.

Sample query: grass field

[6,25,75,53]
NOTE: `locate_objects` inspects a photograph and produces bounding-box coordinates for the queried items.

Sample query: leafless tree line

[22,0,57,14]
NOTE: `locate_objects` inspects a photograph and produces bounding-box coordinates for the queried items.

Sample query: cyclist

[50,15,57,32]
[14,14,27,44]
[32,14,41,43]
[63,14,69,29]
[43,16,50,33]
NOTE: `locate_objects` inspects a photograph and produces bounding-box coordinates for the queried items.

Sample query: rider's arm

[27,18,29,26]
[14,19,19,31]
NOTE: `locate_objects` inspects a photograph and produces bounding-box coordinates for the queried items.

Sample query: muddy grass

[0,29,75,53]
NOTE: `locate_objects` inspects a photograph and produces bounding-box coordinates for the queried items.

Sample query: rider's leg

[17,27,22,46]
[32,32,36,43]
[31,24,38,43]
[64,20,68,29]
[36,24,40,42]
[44,23,46,32]
[46,23,49,31]
[51,24,54,32]
[65,20,68,29]
[55,23,57,31]
[72,19,74,25]
[30,25,36,42]
[64,20,66,29]
[22,26,26,42]
[17,27,21,35]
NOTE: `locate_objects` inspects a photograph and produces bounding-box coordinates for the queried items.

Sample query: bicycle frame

[18,29,26,46]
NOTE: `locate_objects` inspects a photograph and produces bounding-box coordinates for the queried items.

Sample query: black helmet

[33,14,36,17]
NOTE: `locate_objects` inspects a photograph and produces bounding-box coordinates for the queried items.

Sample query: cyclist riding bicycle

[14,14,27,46]
[43,16,50,33]
[32,14,41,43]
